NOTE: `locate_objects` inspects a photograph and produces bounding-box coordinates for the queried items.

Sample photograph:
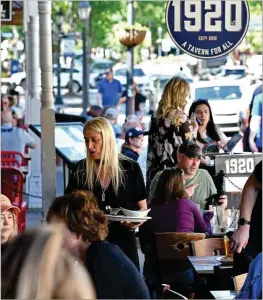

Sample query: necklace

[101,176,111,202]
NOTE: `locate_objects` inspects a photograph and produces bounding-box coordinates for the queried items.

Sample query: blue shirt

[251,93,262,148]
[85,240,150,299]
[98,78,122,106]
[236,252,262,299]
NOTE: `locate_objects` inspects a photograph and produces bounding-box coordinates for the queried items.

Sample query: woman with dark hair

[189,99,228,154]
[139,168,213,296]
[146,167,213,234]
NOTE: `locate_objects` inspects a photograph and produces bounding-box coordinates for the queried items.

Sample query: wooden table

[210,290,236,299]
[188,255,225,274]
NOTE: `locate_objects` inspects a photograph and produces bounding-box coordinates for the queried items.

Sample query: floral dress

[146,109,195,188]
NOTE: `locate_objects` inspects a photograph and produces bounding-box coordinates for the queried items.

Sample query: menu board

[29,123,86,164]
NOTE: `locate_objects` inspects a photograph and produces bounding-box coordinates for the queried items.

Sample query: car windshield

[224,69,245,76]
[115,68,145,77]
[195,86,242,100]
[159,78,171,89]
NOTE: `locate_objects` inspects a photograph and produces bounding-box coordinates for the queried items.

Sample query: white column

[28,15,41,123]
[26,8,42,209]
[38,1,56,220]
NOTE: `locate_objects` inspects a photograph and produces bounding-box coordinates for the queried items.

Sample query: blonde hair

[83,117,124,194]
[156,76,190,120]
[2,225,96,299]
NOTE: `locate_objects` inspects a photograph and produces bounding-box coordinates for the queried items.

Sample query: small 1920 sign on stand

[1,1,12,21]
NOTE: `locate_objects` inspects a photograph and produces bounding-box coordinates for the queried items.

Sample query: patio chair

[190,238,226,256]
[154,232,206,298]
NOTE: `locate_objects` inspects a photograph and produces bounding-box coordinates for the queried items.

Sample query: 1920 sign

[1,0,12,21]
[166,0,250,59]
[215,154,262,177]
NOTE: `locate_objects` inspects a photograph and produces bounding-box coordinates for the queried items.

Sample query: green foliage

[114,22,148,31]
[248,0,262,15]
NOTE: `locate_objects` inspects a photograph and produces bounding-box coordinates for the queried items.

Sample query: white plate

[105,214,152,223]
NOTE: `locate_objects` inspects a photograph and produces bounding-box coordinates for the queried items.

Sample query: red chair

[1,166,27,232]
[1,151,26,167]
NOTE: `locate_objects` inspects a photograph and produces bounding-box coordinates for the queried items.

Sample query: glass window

[115,69,127,76]
[195,86,242,100]
[224,69,245,76]
[133,68,145,76]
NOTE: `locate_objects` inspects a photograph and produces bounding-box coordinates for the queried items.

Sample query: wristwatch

[238,217,251,226]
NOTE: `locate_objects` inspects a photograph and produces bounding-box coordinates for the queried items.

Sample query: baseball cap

[0,194,20,215]
[178,141,203,158]
[125,127,145,142]
[104,107,118,119]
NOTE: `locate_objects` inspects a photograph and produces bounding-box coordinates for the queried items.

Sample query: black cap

[178,141,203,158]
[125,127,145,142]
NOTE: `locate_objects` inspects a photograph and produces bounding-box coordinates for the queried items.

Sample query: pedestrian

[97,68,123,107]
[101,106,121,138]
[121,82,146,117]
[249,94,262,152]
[65,117,148,269]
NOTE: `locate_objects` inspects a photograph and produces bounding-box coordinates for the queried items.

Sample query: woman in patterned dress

[146,76,198,189]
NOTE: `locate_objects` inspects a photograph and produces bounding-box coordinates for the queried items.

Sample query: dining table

[188,255,226,274]
[210,290,237,299]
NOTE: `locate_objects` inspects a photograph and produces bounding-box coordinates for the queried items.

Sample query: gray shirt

[149,168,217,209]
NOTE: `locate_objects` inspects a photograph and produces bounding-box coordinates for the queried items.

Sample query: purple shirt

[149,198,213,235]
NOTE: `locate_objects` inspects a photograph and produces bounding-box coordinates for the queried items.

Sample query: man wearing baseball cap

[121,127,145,161]
[149,141,228,209]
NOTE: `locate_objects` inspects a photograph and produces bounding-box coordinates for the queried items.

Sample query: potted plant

[114,22,147,48]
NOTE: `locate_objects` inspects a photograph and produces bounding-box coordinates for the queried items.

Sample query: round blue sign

[166,0,250,59]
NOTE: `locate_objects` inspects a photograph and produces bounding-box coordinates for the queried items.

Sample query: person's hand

[185,184,199,197]
[216,141,225,149]
[190,112,199,133]
[218,195,228,208]
[249,140,259,153]
[121,221,142,230]
[229,225,250,253]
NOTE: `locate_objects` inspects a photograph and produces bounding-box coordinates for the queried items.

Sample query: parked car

[72,57,115,88]
[191,80,246,136]
[112,64,150,96]
[9,65,83,94]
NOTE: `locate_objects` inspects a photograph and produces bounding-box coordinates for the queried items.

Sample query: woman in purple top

[150,167,213,235]
[139,168,213,297]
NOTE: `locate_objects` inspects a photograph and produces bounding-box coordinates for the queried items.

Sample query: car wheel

[20,78,26,90]
[71,81,81,94]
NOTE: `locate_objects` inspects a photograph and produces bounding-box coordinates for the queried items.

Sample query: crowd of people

[1,75,262,299]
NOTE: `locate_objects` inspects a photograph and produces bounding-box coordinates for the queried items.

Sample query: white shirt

[1,124,35,163]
